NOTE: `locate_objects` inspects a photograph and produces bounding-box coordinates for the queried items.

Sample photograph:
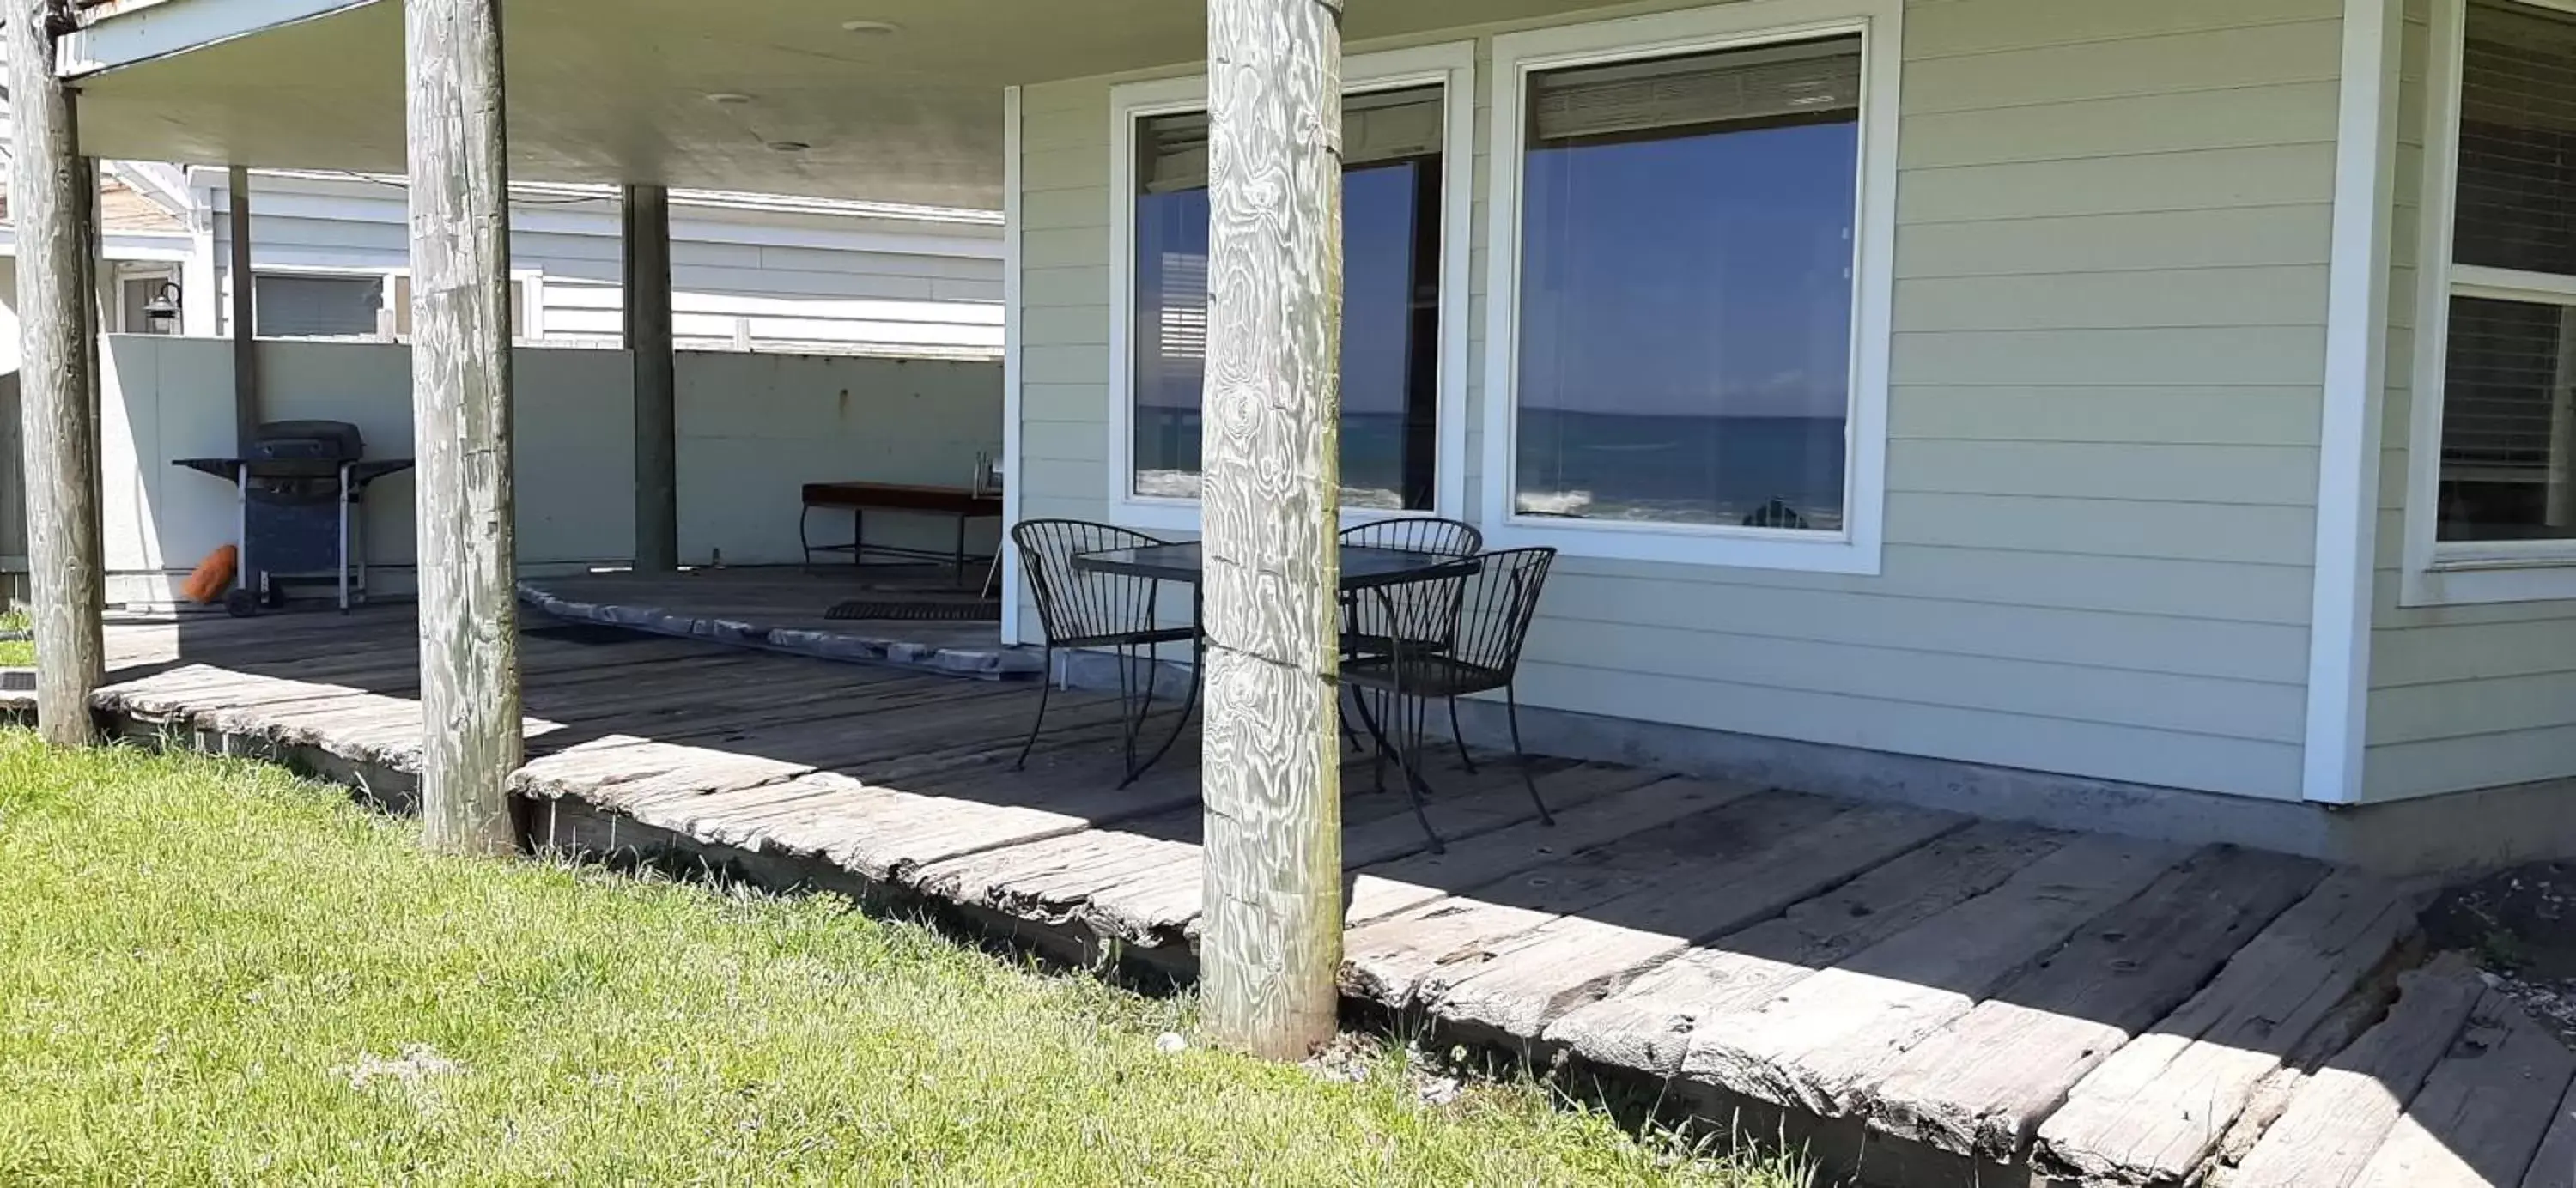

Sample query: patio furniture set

[1009,517,1558,851]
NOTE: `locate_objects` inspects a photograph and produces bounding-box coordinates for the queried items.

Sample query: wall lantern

[143,282,182,334]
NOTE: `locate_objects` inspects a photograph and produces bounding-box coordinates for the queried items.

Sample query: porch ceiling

[70,0,1631,209]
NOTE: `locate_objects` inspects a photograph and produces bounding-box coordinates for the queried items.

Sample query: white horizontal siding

[1014,0,2343,799]
[210,177,1004,357]
[2361,0,2576,801]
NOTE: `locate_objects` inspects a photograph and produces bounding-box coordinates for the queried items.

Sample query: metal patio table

[1069,541,1480,787]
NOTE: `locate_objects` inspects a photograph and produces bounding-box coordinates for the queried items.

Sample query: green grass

[0,734,1811,1187]
[0,609,29,668]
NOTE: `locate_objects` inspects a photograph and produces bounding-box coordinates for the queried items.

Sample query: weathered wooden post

[622,183,677,572]
[1198,0,1345,1058]
[407,0,522,854]
[9,0,106,746]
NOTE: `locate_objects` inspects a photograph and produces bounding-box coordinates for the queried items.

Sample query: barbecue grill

[174,420,416,616]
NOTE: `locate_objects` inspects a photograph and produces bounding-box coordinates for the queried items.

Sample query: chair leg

[1506,685,1552,827]
[1128,644,1200,785]
[1447,697,1476,773]
[1346,684,1394,795]
[1340,688,1364,754]
[1390,693,1444,853]
[1014,647,1055,770]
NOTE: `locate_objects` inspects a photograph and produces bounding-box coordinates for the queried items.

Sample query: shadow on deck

[76,603,2573,1188]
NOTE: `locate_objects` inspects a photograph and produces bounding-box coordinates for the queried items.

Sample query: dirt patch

[2425,860,2576,1046]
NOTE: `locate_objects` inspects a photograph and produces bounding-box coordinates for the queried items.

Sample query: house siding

[210,176,1004,357]
[1016,0,2345,800]
[2361,0,2576,802]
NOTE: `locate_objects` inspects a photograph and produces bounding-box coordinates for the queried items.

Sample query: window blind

[2455,0,2576,276]
[1527,35,1861,147]
[1135,84,1443,195]
[252,274,384,338]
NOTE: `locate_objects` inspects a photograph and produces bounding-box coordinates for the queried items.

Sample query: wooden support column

[227,165,259,451]
[621,183,677,572]
[1198,0,1345,1058]
[9,0,105,745]
[406,0,521,854]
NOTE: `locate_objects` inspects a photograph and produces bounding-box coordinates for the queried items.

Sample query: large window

[1114,52,1464,522]
[252,272,386,338]
[1485,5,1895,572]
[2412,0,2576,599]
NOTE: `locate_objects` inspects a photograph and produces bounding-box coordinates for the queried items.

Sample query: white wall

[98,334,999,603]
[1016,0,2345,802]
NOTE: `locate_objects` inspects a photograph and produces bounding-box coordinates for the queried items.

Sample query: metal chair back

[1336,516,1482,557]
[1337,518,1482,658]
[1010,518,1174,646]
[1361,547,1554,691]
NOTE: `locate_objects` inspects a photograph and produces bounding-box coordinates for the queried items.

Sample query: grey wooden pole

[1198,0,1345,1058]
[9,0,106,746]
[407,0,521,855]
[621,182,677,572]
[227,165,259,452]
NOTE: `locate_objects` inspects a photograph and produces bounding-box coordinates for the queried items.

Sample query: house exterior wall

[96,335,1000,605]
[2361,0,2576,802]
[1016,0,2348,801]
[205,173,1005,358]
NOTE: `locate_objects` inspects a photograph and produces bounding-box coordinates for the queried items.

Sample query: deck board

[2225,953,2489,1188]
[78,608,2497,1188]
[1859,846,2326,1161]
[2032,870,2424,1185]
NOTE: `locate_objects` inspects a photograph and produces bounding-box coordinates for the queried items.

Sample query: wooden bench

[799,481,1004,586]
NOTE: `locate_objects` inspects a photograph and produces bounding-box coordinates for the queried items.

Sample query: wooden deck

[70,606,2576,1188]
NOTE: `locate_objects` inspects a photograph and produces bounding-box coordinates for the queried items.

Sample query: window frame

[1479,0,1899,574]
[2403,0,2576,605]
[236,265,545,342]
[1103,42,1475,534]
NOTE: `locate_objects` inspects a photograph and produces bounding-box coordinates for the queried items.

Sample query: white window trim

[1479,0,1899,574]
[1104,42,1475,535]
[2402,0,2576,605]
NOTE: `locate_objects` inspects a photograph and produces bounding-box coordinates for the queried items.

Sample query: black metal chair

[1344,547,1557,851]
[1335,517,1481,767]
[1009,519,1198,780]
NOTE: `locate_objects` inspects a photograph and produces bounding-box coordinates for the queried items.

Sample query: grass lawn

[0,609,30,668]
[0,734,1809,1186]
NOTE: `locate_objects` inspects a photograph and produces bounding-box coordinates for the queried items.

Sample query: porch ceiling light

[838,20,901,34]
[704,93,755,106]
[767,140,811,153]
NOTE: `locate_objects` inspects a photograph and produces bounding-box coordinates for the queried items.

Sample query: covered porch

[78,605,2499,1188]
[20,0,2576,1181]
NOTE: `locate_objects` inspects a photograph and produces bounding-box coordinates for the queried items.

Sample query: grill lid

[251,420,364,463]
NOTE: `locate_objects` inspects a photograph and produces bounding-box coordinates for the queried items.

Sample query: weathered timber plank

[2517,1074,2576,1188]
[1340,791,1848,1009]
[997,761,1661,949]
[2346,985,2576,1188]
[1341,777,1757,930]
[2219,952,2487,1188]
[2032,870,2423,1186]
[1544,821,2071,1076]
[1678,833,2191,1115]
[1424,803,1971,1038]
[1859,846,2326,1162]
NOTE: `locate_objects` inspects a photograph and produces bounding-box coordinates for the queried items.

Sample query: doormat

[823,598,1001,622]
